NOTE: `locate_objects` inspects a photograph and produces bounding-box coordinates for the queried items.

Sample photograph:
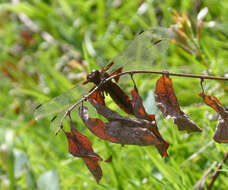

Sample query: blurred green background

[0,0,228,189]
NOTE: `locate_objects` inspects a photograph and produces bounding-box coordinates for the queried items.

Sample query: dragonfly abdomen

[104,82,134,115]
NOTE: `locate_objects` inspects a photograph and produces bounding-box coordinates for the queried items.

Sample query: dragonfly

[34,27,174,128]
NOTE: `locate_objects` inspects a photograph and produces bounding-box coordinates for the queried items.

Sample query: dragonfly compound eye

[87,70,101,84]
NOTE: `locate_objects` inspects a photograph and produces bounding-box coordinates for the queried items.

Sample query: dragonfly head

[86,70,101,85]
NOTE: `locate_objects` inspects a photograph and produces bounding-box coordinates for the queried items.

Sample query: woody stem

[106,70,228,81]
[207,149,228,190]
[56,70,228,135]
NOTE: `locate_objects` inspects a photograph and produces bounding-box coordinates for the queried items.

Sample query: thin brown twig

[195,161,217,190]
[207,150,228,190]
[55,70,228,135]
[112,70,228,81]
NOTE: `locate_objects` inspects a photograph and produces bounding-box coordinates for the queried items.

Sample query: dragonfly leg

[200,78,205,94]
[101,91,106,99]
[55,125,63,136]
[130,73,136,87]
[50,115,57,122]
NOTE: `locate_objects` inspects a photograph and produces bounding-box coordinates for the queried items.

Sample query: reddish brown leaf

[79,98,165,156]
[155,75,181,117]
[199,92,223,115]
[131,86,149,119]
[89,89,105,105]
[155,75,201,133]
[199,92,228,143]
[131,85,169,157]
[64,119,110,183]
[88,95,154,130]
[78,108,118,143]
[83,157,102,183]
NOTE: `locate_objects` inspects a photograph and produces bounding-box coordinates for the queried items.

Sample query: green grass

[0,0,228,189]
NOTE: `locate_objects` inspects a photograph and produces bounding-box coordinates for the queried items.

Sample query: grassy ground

[0,0,228,189]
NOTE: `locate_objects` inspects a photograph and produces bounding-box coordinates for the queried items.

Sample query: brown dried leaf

[174,114,202,133]
[64,119,110,183]
[155,75,201,133]
[131,85,169,157]
[199,92,228,143]
[89,89,105,106]
[199,92,226,116]
[83,157,102,183]
[80,89,169,157]
[214,117,228,143]
[131,86,150,119]
[79,104,162,146]
[155,75,181,118]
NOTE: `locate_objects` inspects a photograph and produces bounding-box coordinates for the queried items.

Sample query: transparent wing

[105,27,174,73]
[34,84,89,120]
[35,27,174,122]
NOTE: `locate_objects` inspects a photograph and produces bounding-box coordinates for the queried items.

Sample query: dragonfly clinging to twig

[34,27,173,129]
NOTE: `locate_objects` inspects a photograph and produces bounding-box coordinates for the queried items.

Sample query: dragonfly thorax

[86,70,102,85]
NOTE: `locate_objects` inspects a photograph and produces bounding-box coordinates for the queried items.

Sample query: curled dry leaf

[155,75,201,133]
[79,103,161,146]
[88,88,105,106]
[199,92,228,143]
[64,117,111,183]
[79,90,167,157]
[131,85,169,157]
